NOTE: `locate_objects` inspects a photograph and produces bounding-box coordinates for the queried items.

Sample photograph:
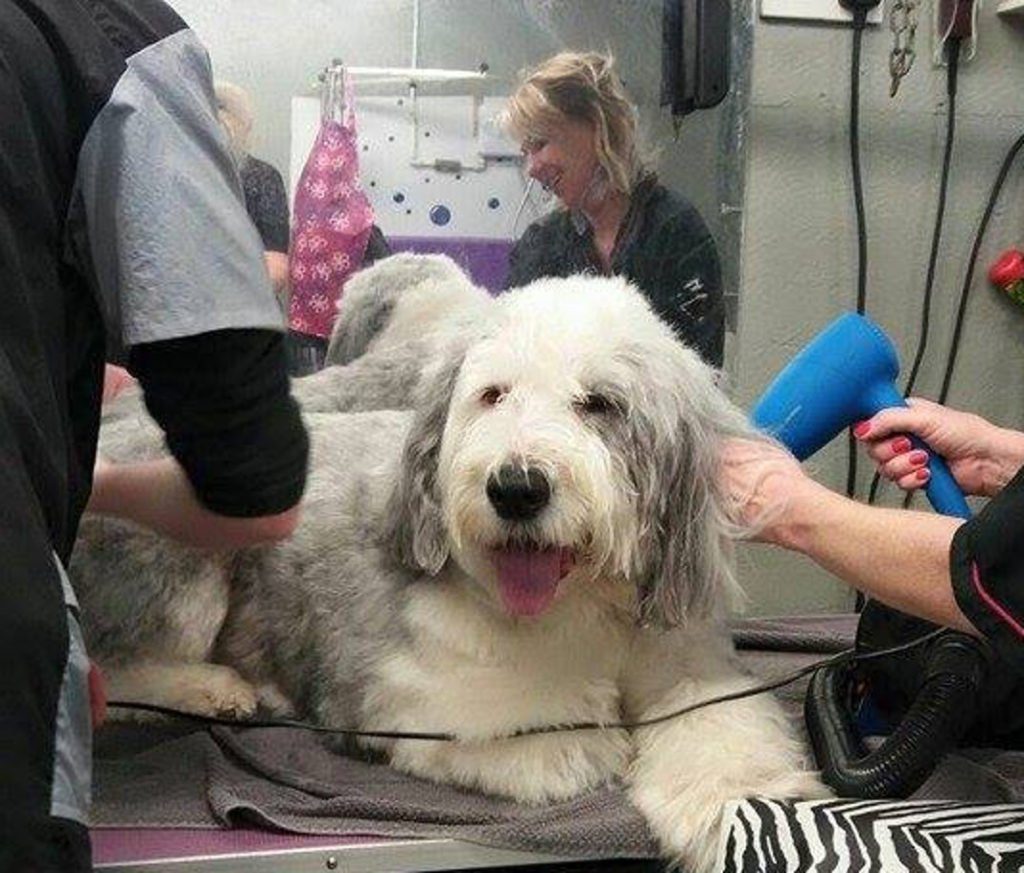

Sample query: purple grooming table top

[91,827,585,871]
[92,828,374,864]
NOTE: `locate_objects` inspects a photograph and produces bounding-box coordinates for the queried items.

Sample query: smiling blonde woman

[504,51,725,367]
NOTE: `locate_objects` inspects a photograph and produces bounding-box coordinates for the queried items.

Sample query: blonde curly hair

[503,51,647,196]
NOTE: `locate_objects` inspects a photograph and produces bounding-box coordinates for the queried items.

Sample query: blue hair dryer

[751,312,971,519]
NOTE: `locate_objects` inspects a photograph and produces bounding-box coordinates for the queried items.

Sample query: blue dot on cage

[488,197,500,209]
[430,204,451,226]
[393,192,405,204]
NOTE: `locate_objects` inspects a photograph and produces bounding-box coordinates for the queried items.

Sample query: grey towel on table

[207,726,658,858]
[93,723,658,858]
[91,614,1023,858]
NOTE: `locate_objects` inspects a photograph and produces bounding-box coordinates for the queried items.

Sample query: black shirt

[950,465,1024,674]
[240,155,290,254]
[507,177,725,367]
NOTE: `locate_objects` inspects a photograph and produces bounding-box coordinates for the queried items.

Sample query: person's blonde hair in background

[214,80,290,312]
[214,80,255,164]
[504,51,648,199]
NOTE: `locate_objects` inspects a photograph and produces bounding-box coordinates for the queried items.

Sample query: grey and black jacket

[2,0,309,565]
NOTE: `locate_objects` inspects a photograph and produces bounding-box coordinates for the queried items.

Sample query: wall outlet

[760,0,885,25]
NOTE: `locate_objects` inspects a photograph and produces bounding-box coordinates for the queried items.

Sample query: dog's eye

[574,393,617,416]
[480,386,506,406]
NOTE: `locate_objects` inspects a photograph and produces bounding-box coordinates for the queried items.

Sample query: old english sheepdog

[72,274,827,871]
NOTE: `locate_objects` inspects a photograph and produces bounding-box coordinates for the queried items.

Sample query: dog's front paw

[758,769,833,802]
[638,770,832,872]
[103,662,260,722]
[175,664,259,719]
[391,730,631,804]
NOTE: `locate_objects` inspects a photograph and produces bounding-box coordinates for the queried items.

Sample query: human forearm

[776,483,975,633]
[264,251,289,309]
[87,456,299,548]
[986,426,1024,496]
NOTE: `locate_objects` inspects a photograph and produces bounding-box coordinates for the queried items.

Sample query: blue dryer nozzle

[751,313,971,519]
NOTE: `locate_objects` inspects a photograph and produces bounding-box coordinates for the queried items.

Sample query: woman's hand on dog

[720,438,824,548]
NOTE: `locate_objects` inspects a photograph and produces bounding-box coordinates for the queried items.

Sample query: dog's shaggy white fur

[73,275,827,871]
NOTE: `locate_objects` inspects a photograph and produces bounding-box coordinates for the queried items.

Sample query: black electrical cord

[844,5,874,503]
[849,21,869,318]
[106,629,944,741]
[840,0,880,611]
[902,39,961,398]
[938,130,1024,404]
[867,38,962,512]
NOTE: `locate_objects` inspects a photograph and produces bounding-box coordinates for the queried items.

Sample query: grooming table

[92,828,658,872]
[89,615,1024,873]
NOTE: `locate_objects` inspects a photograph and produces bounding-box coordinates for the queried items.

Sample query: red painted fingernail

[853,421,871,438]
[916,468,930,481]
[892,437,912,453]
[909,450,928,465]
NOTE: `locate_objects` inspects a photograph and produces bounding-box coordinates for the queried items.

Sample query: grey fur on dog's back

[293,339,437,414]
[75,410,418,726]
[217,411,416,723]
[325,252,491,367]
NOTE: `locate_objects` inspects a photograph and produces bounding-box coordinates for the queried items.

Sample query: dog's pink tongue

[492,548,568,617]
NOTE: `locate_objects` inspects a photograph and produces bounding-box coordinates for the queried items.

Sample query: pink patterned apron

[288,69,375,339]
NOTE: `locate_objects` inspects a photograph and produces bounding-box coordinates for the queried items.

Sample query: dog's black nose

[486,465,551,521]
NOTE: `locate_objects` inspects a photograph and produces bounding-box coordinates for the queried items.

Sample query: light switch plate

[760,0,885,25]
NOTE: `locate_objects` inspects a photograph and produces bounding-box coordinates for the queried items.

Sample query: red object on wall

[989,249,1024,306]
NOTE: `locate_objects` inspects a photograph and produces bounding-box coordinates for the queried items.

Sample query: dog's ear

[383,340,467,574]
[623,346,751,626]
[325,282,394,366]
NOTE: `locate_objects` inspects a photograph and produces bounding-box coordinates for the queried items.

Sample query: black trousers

[0,455,92,873]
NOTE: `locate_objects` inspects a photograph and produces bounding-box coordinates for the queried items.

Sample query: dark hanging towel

[661,0,731,120]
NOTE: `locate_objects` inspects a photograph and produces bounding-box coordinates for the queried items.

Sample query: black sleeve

[950,465,1024,674]
[129,329,309,517]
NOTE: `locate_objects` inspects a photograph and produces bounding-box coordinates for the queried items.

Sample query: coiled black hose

[804,632,985,798]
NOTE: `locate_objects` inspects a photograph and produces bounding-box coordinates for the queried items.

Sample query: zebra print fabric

[720,798,1024,872]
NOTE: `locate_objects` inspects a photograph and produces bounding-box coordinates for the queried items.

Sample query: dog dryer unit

[751,313,1003,799]
[751,312,970,519]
